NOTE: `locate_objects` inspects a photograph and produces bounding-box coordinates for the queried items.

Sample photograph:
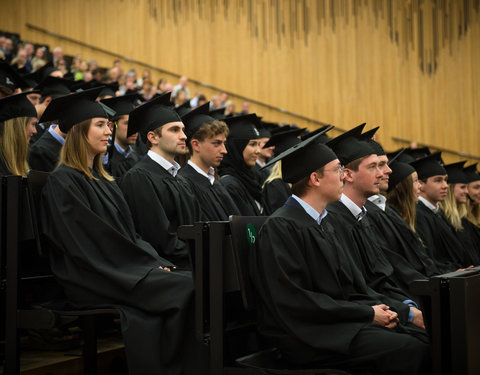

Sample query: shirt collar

[368,194,387,211]
[48,124,65,145]
[291,194,328,225]
[188,160,215,185]
[340,193,367,221]
[147,150,180,177]
[114,142,133,158]
[418,195,440,213]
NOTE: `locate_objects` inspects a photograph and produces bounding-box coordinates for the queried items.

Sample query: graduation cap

[224,114,261,140]
[180,102,216,138]
[387,160,416,192]
[360,127,385,156]
[409,152,446,181]
[0,92,38,122]
[174,100,192,118]
[72,80,119,98]
[127,92,180,142]
[39,87,114,133]
[301,125,334,143]
[262,129,338,184]
[209,107,226,120]
[444,161,468,184]
[0,62,29,90]
[99,82,119,98]
[35,62,59,81]
[100,94,140,117]
[405,147,431,160]
[21,70,42,89]
[326,123,375,166]
[463,164,480,183]
[262,127,305,155]
[387,148,416,164]
[35,76,75,98]
[257,121,277,138]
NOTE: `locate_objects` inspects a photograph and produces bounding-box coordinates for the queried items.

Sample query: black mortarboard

[100,94,140,117]
[410,152,446,180]
[99,82,119,98]
[464,164,480,183]
[39,87,113,133]
[174,101,192,117]
[387,161,416,192]
[209,107,226,120]
[72,80,119,98]
[0,92,37,122]
[257,121,277,138]
[224,114,261,140]
[326,123,375,165]
[387,148,416,164]
[35,62,59,81]
[301,125,334,143]
[360,127,385,156]
[263,127,305,155]
[21,70,42,88]
[181,102,216,138]
[127,92,180,141]
[405,147,431,160]
[35,76,75,98]
[444,161,468,184]
[0,62,29,90]
[262,130,338,184]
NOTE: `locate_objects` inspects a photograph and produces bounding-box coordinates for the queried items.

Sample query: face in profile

[87,117,111,156]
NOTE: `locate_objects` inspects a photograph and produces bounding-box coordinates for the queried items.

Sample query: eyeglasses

[324,165,345,176]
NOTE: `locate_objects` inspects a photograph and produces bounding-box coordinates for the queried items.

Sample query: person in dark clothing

[250,133,430,375]
[0,92,37,176]
[325,125,425,327]
[413,152,474,270]
[218,114,263,215]
[178,102,240,220]
[100,94,142,179]
[120,92,201,269]
[39,87,206,375]
[439,161,480,265]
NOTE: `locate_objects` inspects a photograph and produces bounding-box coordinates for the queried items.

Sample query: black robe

[220,174,262,216]
[250,197,428,373]
[107,147,142,180]
[415,201,472,269]
[178,163,240,220]
[252,162,271,184]
[326,200,417,302]
[120,155,202,268]
[262,178,291,215]
[28,130,62,172]
[40,165,201,375]
[452,218,480,266]
[365,200,440,277]
[0,155,10,175]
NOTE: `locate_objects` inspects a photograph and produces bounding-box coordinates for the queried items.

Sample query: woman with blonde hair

[39,87,203,375]
[0,92,37,175]
[440,162,480,265]
[465,163,480,227]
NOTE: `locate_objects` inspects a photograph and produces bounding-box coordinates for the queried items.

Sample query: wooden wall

[2,0,479,162]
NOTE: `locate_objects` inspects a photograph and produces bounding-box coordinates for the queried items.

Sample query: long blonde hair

[0,117,33,176]
[263,161,283,187]
[440,184,466,231]
[386,173,417,231]
[466,199,480,227]
[59,119,113,181]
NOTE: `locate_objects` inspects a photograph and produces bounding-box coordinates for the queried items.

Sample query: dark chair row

[178,216,351,375]
[1,171,120,375]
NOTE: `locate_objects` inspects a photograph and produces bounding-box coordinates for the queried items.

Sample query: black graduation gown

[0,155,10,175]
[107,147,142,180]
[365,200,440,277]
[326,200,416,303]
[452,218,480,265]
[178,163,240,220]
[262,178,291,215]
[28,130,62,172]
[415,201,471,269]
[120,155,202,268]
[40,165,198,375]
[250,197,428,373]
[220,174,262,216]
[252,162,271,184]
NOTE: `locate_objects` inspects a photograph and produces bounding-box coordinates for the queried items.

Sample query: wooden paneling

[2,0,479,162]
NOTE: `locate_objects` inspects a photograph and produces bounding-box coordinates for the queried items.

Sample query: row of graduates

[2,64,480,374]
